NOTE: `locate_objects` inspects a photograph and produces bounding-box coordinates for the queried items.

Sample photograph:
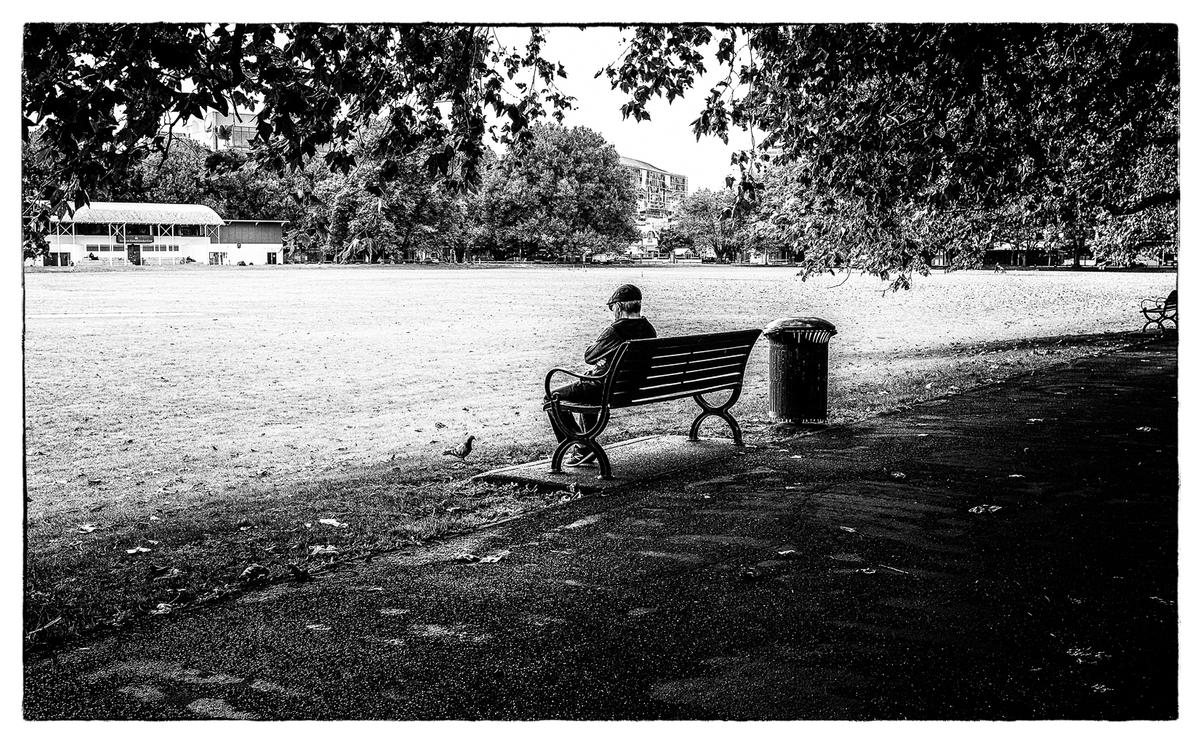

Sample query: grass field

[23,264,1172,647]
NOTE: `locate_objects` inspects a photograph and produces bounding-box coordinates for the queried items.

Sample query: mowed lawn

[25,264,1168,522]
[23,264,1171,647]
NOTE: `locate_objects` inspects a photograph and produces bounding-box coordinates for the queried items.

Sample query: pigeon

[442,435,475,460]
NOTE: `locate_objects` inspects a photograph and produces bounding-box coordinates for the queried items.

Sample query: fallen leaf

[452,553,480,563]
[149,515,161,521]
[1027,418,1045,424]
[239,564,270,582]
[309,545,339,556]
[306,623,332,631]
[1008,474,1026,479]
[889,471,907,481]
[318,518,347,528]
[126,546,151,554]
[838,526,857,533]
[153,568,186,582]
[1135,426,1157,433]
[77,524,98,534]
[969,505,1004,514]
[149,603,173,616]
[479,550,511,564]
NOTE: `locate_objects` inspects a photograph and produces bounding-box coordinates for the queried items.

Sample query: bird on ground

[442,435,475,460]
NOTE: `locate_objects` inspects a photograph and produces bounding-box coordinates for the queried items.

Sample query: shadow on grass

[25,329,1166,656]
[24,443,577,656]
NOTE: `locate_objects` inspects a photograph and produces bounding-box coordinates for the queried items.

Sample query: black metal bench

[1141,289,1178,333]
[543,329,762,479]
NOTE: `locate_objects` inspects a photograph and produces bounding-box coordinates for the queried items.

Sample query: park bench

[543,329,762,480]
[1141,289,1177,333]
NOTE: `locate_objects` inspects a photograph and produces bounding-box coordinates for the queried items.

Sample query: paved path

[24,340,1178,720]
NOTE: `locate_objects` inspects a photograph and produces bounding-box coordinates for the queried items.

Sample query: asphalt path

[24,338,1178,720]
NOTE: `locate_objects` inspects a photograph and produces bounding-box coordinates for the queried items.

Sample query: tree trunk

[398,193,432,261]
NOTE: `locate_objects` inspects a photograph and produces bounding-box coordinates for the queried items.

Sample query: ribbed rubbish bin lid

[763,317,837,340]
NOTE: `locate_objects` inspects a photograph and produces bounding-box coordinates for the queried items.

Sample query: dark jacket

[584,317,657,374]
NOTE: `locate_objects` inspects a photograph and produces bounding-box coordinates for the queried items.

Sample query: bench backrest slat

[612,355,748,383]
[604,329,762,409]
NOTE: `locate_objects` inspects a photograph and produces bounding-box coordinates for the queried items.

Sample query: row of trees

[23,24,1178,285]
[23,120,640,263]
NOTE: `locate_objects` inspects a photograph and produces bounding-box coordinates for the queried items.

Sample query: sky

[500,26,755,193]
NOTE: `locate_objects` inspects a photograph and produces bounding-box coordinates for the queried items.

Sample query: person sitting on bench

[544,284,656,467]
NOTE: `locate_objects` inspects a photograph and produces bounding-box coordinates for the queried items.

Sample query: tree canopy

[601,24,1178,285]
[22,23,571,253]
[672,188,745,262]
[23,23,1179,283]
[478,124,637,259]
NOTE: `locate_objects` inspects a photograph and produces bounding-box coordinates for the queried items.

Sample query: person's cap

[607,284,642,307]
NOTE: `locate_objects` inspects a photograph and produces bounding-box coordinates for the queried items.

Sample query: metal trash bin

[762,317,838,425]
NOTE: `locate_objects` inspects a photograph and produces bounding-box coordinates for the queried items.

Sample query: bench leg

[549,438,576,474]
[592,444,613,480]
[1143,318,1170,334]
[1142,308,1176,333]
[545,401,613,477]
[689,390,745,447]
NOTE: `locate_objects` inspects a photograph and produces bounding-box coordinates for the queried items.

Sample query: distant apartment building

[161,109,261,152]
[619,156,688,220]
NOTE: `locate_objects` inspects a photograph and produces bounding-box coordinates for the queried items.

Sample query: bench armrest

[544,367,607,398]
[1142,297,1167,310]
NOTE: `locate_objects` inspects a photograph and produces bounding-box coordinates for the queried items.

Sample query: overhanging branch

[1105,189,1179,217]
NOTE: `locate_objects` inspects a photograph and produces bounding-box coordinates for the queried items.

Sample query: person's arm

[584,326,621,366]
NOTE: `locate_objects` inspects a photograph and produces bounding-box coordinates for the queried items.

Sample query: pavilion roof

[54,202,225,225]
